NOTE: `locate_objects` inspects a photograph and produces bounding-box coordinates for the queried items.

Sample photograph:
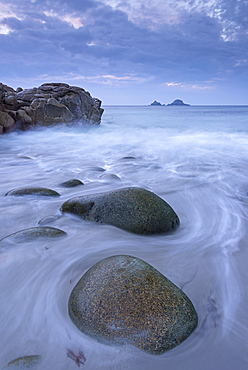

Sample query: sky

[0,0,247,105]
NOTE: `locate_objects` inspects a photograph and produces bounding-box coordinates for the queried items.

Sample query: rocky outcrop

[167,99,190,106]
[68,255,198,354]
[0,82,104,134]
[61,187,180,234]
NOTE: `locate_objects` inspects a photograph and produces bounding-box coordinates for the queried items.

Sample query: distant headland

[150,99,190,106]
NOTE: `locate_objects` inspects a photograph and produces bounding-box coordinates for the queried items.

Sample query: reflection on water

[0,106,248,369]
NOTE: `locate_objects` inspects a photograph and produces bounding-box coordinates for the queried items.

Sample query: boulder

[68,255,198,354]
[61,187,180,234]
[0,227,67,243]
[0,82,104,134]
[5,187,60,197]
[0,111,16,132]
[60,179,84,188]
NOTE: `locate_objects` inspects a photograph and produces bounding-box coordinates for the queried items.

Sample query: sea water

[0,105,248,369]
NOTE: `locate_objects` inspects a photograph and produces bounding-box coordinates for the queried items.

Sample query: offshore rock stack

[0,82,104,134]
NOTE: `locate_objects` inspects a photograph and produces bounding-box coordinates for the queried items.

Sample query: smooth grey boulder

[0,227,67,243]
[0,82,104,134]
[60,179,84,188]
[5,187,60,197]
[68,255,198,354]
[61,187,179,234]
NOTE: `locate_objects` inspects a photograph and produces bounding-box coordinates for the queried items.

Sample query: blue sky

[0,0,247,105]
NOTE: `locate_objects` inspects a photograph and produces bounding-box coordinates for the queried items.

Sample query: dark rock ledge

[0,82,104,134]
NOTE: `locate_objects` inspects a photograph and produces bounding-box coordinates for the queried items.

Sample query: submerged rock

[60,179,84,188]
[6,355,41,368]
[98,173,121,182]
[5,187,60,197]
[68,255,198,354]
[61,187,179,234]
[38,215,63,226]
[0,82,104,134]
[0,227,67,243]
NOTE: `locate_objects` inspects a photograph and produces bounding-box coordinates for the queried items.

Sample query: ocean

[0,105,248,369]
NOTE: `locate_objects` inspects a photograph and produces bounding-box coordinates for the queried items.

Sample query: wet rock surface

[0,227,67,243]
[60,179,84,188]
[61,187,180,234]
[0,82,104,134]
[68,255,198,354]
[5,355,41,368]
[5,187,60,197]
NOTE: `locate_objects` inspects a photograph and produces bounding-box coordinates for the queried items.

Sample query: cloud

[164,81,214,90]
[0,0,247,104]
[97,0,182,30]
[99,0,248,41]
[8,71,153,88]
[165,82,184,87]
[43,11,84,29]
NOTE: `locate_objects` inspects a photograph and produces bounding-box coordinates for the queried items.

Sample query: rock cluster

[2,177,197,358]
[69,255,198,354]
[0,82,104,134]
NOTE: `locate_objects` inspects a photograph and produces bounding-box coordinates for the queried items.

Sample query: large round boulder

[68,255,198,354]
[61,187,179,234]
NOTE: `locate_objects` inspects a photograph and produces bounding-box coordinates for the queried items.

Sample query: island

[150,100,163,106]
[167,99,190,106]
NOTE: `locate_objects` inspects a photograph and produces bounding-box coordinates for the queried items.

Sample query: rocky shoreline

[2,182,197,365]
[0,82,104,134]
